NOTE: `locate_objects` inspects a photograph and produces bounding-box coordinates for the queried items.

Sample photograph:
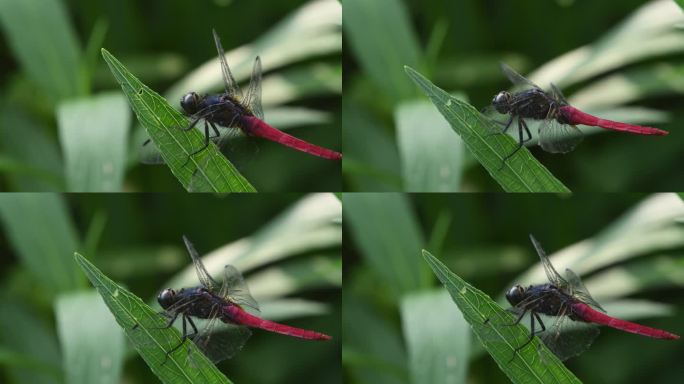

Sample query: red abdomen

[559,106,669,136]
[571,302,679,340]
[240,116,342,160]
[224,304,331,341]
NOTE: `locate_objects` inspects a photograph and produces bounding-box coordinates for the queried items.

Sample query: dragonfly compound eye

[180,92,200,114]
[492,91,512,114]
[157,288,176,309]
[505,285,525,306]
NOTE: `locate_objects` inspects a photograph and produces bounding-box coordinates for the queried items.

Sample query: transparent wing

[138,138,166,165]
[529,234,569,288]
[564,268,606,313]
[191,305,252,363]
[182,236,220,291]
[538,119,583,153]
[242,57,264,119]
[220,265,261,315]
[212,29,242,99]
[539,304,600,361]
[500,63,543,90]
[550,83,569,105]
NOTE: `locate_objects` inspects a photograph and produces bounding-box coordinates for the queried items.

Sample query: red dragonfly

[488,64,668,162]
[144,29,341,165]
[499,235,678,361]
[147,236,330,363]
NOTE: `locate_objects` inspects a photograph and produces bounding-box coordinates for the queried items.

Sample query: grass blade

[0,194,82,293]
[0,0,85,100]
[405,66,570,192]
[101,48,255,192]
[344,193,430,299]
[74,253,232,384]
[344,0,421,102]
[395,100,464,191]
[57,93,130,192]
[55,291,124,384]
[422,250,581,384]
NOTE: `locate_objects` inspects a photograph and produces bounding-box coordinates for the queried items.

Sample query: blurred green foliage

[343,0,684,191]
[343,193,684,383]
[0,0,341,192]
[0,193,341,383]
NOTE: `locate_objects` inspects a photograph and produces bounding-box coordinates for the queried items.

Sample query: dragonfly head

[492,91,512,114]
[180,92,201,115]
[505,285,526,306]
[157,288,177,309]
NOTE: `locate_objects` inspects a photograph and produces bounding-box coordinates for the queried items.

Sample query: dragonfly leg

[485,115,513,138]
[532,312,545,334]
[132,311,178,331]
[182,117,202,132]
[484,308,526,326]
[209,122,221,140]
[509,311,538,362]
[498,117,527,169]
[163,315,191,364]
[181,121,213,167]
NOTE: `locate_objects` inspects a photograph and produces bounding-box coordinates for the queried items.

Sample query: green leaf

[400,290,470,384]
[0,0,86,100]
[405,66,570,193]
[101,48,255,193]
[55,291,125,384]
[422,250,581,384]
[676,0,684,12]
[57,93,130,192]
[0,194,82,293]
[344,193,430,299]
[73,252,232,384]
[344,0,421,102]
[395,100,464,191]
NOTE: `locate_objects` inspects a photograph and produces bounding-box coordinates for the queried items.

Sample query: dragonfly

[497,234,678,361]
[143,29,341,165]
[146,236,331,364]
[487,63,668,163]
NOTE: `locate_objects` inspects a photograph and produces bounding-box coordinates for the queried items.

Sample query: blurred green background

[343,0,684,191]
[0,0,341,192]
[343,193,684,383]
[0,193,341,383]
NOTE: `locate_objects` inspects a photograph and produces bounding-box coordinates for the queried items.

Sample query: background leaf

[57,93,130,192]
[0,193,83,294]
[400,290,470,384]
[55,291,125,384]
[0,0,85,101]
[395,100,464,191]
